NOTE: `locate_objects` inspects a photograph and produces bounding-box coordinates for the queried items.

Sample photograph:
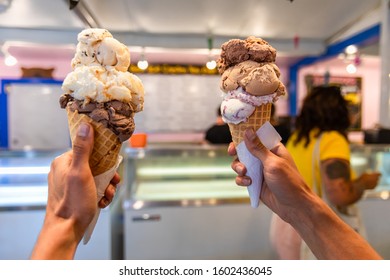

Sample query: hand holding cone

[60,28,145,242]
[217,36,286,207]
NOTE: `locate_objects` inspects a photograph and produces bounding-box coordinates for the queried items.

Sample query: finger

[243,128,272,162]
[235,176,251,186]
[231,158,246,176]
[98,196,109,209]
[271,143,299,170]
[227,142,237,156]
[110,172,121,185]
[104,184,116,201]
[71,122,94,169]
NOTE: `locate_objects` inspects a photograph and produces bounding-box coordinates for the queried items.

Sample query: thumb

[71,122,94,169]
[243,128,273,163]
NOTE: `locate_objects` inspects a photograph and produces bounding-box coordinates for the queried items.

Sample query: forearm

[289,193,381,260]
[30,217,81,260]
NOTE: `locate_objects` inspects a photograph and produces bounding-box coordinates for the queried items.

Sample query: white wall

[297,55,381,129]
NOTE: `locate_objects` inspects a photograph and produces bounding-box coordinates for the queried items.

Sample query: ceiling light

[4,53,17,66]
[205,36,216,70]
[346,63,357,74]
[206,59,216,70]
[137,59,148,70]
[137,49,148,70]
[345,45,358,55]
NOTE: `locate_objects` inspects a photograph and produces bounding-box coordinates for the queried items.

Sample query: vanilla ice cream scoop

[71,28,130,72]
[62,65,144,110]
[221,99,255,124]
[96,37,130,72]
[220,87,277,124]
[71,29,112,68]
[63,28,144,112]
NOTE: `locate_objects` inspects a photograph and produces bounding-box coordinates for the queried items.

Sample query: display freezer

[2,143,390,260]
[115,144,390,260]
[0,149,112,260]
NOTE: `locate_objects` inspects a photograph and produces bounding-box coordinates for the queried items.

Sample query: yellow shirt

[286,130,351,195]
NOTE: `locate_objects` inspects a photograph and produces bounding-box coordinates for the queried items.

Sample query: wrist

[31,215,81,259]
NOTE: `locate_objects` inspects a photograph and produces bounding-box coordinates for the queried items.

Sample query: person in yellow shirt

[282,85,380,259]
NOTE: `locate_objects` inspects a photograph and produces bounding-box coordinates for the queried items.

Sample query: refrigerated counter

[0,149,112,260]
[350,144,390,259]
[115,143,390,260]
[114,144,275,260]
[2,143,390,260]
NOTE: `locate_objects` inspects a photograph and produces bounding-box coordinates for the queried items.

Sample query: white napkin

[235,121,281,208]
[83,155,123,244]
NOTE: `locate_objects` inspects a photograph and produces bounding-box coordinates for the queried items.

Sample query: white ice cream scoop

[96,37,130,72]
[220,98,255,124]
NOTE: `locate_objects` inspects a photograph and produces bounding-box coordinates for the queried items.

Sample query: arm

[31,123,120,260]
[320,158,381,207]
[291,190,380,259]
[229,128,382,260]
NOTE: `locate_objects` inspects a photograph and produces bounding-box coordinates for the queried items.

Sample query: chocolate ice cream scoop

[220,60,283,97]
[60,94,135,142]
[218,36,277,74]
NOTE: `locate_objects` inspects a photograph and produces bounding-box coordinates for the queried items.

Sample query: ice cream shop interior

[0,0,389,260]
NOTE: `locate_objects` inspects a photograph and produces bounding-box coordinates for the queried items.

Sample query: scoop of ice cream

[217,36,276,74]
[66,28,144,111]
[62,65,144,112]
[60,95,135,142]
[245,36,276,63]
[220,60,281,96]
[71,29,112,68]
[96,37,130,72]
[220,88,279,124]
[77,28,112,45]
[221,98,255,124]
[71,28,130,72]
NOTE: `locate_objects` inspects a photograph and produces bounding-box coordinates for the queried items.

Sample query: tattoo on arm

[325,160,350,181]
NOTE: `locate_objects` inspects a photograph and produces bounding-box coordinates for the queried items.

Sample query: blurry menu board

[133,74,223,133]
[6,81,70,150]
[305,75,362,130]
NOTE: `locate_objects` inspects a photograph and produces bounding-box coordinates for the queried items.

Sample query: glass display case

[115,143,390,259]
[115,144,275,260]
[0,149,112,260]
[121,144,248,204]
[0,149,65,209]
[120,143,390,205]
[350,144,390,196]
[2,143,390,259]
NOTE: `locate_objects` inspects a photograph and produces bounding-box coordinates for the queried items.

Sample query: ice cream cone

[228,102,272,147]
[66,106,121,176]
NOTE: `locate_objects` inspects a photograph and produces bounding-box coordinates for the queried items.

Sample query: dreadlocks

[293,85,350,148]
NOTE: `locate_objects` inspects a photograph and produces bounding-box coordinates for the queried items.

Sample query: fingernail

[77,123,90,138]
[242,178,251,185]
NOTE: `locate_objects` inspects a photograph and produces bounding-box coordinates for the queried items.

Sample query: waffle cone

[66,106,121,176]
[228,102,272,146]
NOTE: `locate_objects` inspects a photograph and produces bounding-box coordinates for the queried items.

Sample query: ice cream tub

[130,133,148,148]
